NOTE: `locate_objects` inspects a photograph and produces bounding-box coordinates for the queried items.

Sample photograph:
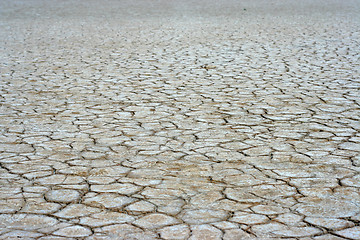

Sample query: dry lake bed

[0,0,360,239]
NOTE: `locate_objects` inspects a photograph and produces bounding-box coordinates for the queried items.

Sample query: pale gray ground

[1,0,360,239]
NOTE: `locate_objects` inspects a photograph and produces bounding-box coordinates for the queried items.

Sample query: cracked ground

[1,0,360,239]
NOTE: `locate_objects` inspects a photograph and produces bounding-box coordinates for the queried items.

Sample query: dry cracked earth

[1,0,360,239]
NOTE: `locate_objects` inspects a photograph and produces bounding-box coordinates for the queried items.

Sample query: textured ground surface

[1,0,360,239]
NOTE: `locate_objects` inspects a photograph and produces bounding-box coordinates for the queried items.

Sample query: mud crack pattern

[1,0,360,239]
